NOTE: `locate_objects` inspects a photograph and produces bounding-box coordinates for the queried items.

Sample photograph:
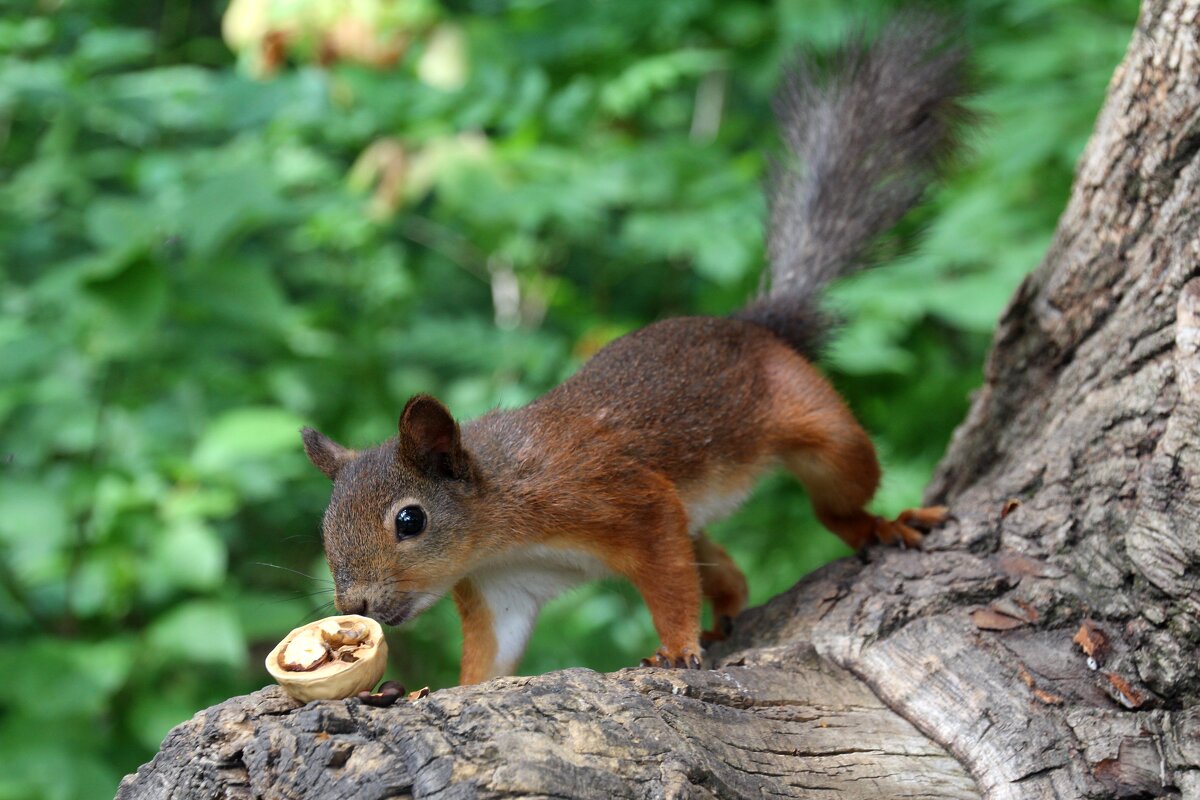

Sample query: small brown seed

[357,689,402,707]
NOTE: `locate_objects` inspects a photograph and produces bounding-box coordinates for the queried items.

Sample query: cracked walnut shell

[265,615,388,702]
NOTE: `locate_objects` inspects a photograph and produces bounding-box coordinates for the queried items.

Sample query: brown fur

[301,16,970,681]
[304,317,946,681]
[695,533,748,643]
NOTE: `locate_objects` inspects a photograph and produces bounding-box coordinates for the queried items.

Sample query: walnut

[265,614,388,702]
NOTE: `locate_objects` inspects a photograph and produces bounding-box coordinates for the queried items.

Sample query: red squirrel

[301,17,968,685]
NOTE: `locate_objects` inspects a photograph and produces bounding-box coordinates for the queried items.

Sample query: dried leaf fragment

[1102,672,1145,709]
[1033,688,1064,705]
[971,607,1028,631]
[1001,498,1021,519]
[991,597,1038,623]
[1017,664,1035,687]
[1011,598,1039,623]
[1073,620,1109,665]
[1018,663,1063,705]
[995,552,1065,579]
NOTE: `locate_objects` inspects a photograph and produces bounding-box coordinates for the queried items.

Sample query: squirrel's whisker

[252,561,333,585]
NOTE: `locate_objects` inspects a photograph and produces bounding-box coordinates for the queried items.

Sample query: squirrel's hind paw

[700,615,734,646]
[873,505,950,549]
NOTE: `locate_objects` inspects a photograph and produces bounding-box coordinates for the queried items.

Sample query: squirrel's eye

[394,505,427,539]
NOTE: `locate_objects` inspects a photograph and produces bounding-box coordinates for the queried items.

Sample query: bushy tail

[736,14,973,358]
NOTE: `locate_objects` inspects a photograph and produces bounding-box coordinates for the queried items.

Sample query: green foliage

[0,0,1136,796]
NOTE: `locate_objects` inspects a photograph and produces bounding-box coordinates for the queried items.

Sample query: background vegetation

[0,0,1137,796]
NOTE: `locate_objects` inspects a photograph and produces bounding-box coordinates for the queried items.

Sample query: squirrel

[301,16,970,685]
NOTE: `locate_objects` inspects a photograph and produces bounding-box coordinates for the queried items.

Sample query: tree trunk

[117,1,1200,797]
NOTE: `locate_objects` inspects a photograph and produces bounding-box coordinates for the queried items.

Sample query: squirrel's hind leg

[776,398,947,550]
[694,533,747,644]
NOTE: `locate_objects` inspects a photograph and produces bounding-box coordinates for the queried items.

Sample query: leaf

[152,519,227,592]
[0,18,53,54]
[145,599,247,669]
[233,590,321,642]
[826,317,916,375]
[83,257,168,356]
[84,197,160,255]
[177,168,282,256]
[128,684,206,752]
[0,481,70,553]
[970,607,1028,631]
[0,712,121,800]
[193,407,307,473]
[622,203,760,286]
[600,49,726,116]
[0,638,134,718]
[73,28,155,73]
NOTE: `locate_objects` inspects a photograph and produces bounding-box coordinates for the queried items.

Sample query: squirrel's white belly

[467,544,612,673]
[681,457,776,535]
[471,544,612,604]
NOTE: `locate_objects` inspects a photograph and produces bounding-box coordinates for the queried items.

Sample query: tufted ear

[398,395,471,480]
[301,427,355,481]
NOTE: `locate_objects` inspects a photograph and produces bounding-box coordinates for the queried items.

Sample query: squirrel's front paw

[640,645,703,670]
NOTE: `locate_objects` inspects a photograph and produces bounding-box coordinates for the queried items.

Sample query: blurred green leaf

[152,519,227,591]
[145,600,246,669]
[178,168,283,256]
[0,638,133,718]
[601,49,726,116]
[0,715,119,800]
[74,29,155,73]
[193,408,306,472]
[127,683,204,752]
[0,481,69,552]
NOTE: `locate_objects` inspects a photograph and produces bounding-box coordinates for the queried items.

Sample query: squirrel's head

[302,395,482,626]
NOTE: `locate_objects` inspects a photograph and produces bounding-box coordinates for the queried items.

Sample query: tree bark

[117,1,1200,797]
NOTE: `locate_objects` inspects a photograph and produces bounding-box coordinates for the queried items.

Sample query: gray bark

[117,0,1200,797]
[115,592,982,799]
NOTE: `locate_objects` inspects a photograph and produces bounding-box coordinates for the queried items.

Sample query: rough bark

[118,1,1200,797]
[115,581,982,800]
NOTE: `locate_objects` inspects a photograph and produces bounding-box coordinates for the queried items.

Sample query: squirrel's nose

[337,595,368,616]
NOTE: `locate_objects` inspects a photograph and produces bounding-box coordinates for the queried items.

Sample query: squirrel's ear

[398,395,470,480]
[302,427,355,481]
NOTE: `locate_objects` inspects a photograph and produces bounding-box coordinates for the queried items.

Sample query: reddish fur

[301,14,970,683]
[306,317,946,682]
[452,579,496,686]
[695,533,748,643]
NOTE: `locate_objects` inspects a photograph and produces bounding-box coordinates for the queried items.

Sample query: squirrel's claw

[872,505,950,549]
[640,646,704,670]
[898,505,950,528]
